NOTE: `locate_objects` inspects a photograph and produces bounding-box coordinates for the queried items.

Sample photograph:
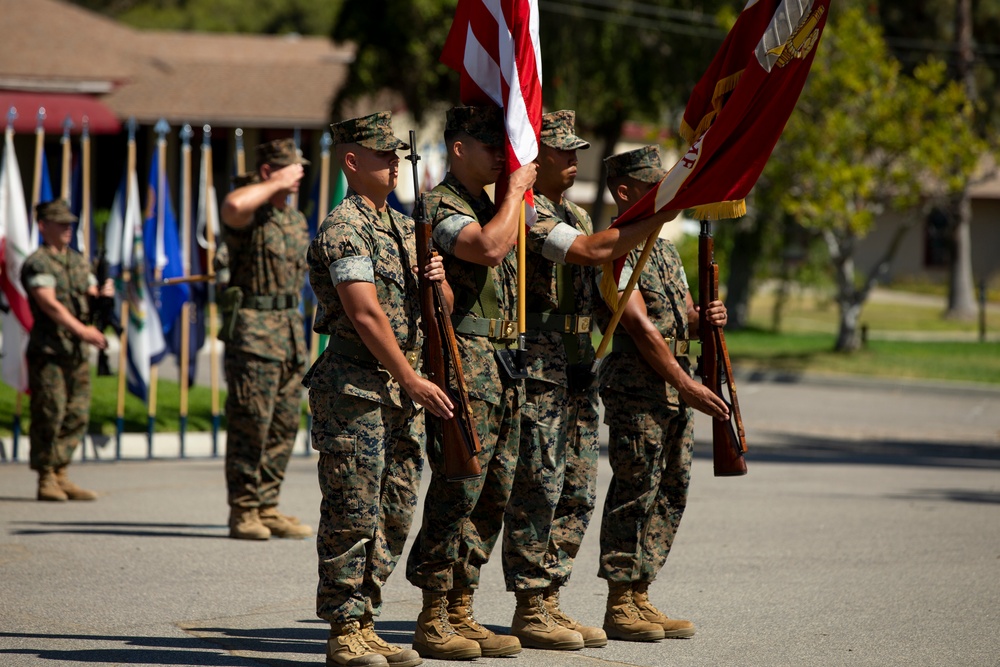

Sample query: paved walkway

[2,374,999,666]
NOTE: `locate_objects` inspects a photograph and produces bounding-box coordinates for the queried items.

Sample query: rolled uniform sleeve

[539,222,582,265]
[330,256,375,286]
[24,272,57,289]
[432,213,475,255]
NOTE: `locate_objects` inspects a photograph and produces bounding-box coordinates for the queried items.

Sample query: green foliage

[331,0,459,122]
[69,0,342,35]
[769,6,983,238]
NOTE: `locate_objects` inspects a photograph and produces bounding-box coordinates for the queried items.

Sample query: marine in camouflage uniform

[306,111,446,667]
[502,111,673,650]
[596,146,729,642]
[404,106,535,661]
[21,200,108,501]
[219,138,311,541]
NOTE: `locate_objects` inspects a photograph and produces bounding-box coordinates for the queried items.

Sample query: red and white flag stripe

[442,0,543,173]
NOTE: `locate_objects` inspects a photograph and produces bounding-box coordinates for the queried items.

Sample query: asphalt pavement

[1,372,999,667]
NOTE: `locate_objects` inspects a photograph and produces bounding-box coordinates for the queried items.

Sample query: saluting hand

[270,163,305,191]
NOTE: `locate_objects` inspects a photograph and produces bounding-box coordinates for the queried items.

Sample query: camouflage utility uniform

[596,237,694,584]
[306,189,425,624]
[502,189,600,592]
[21,244,95,472]
[222,195,309,513]
[405,170,522,593]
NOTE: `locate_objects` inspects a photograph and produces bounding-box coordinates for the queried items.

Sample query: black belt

[243,293,299,310]
[326,336,421,370]
[612,334,689,356]
[525,312,592,334]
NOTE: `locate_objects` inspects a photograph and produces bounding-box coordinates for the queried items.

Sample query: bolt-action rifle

[697,221,747,476]
[406,132,482,481]
[91,249,115,376]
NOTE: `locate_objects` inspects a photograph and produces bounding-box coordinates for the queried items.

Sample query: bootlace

[361,625,397,652]
[337,621,371,655]
[545,591,579,627]
[436,599,459,636]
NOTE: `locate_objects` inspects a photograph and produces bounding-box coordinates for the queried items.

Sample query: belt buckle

[676,340,689,355]
[490,318,517,341]
[405,349,420,369]
[576,316,591,334]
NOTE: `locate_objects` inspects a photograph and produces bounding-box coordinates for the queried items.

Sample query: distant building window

[924,208,950,268]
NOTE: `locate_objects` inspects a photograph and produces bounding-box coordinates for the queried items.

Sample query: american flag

[441,0,542,210]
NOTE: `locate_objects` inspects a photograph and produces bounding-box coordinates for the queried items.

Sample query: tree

[765,5,983,351]
[69,0,343,35]
[330,0,459,123]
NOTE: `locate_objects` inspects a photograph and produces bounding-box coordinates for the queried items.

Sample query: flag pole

[146,118,170,457]
[116,118,137,458]
[6,106,23,461]
[178,124,193,457]
[517,199,526,362]
[592,227,662,366]
[306,130,332,453]
[14,108,47,459]
[290,127,301,211]
[60,116,73,201]
[81,118,91,264]
[235,127,245,175]
[203,125,221,455]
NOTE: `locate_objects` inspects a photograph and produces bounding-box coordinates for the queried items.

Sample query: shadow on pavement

[0,631,298,665]
[679,433,1000,470]
[7,521,228,539]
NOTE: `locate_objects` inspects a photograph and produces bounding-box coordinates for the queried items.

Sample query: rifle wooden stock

[698,222,747,477]
[408,135,481,481]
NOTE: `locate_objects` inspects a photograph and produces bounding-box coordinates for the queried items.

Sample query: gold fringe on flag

[690,199,747,221]
[680,69,745,145]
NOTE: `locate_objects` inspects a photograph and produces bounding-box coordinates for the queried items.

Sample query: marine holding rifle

[404,105,535,661]
[21,199,112,502]
[218,138,312,541]
[501,111,680,650]
[595,146,729,642]
[305,111,453,667]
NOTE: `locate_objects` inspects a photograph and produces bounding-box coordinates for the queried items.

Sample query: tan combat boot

[603,582,665,642]
[228,507,271,540]
[511,590,585,650]
[259,507,313,539]
[412,591,481,660]
[360,614,422,667]
[327,620,388,666]
[54,467,97,500]
[543,586,608,648]
[447,588,521,656]
[632,581,695,638]
[37,469,68,502]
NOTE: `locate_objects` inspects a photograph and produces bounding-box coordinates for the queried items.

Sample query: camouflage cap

[35,199,77,224]
[604,145,667,183]
[445,105,504,147]
[330,111,409,150]
[540,110,590,150]
[255,138,311,168]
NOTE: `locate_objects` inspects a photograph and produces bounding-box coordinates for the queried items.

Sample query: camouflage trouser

[503,378,599,591]
[406,381,521,592]
[224,349,304,509]
[28,354,90,472]
[311,390,423,624]
[598,391,694,584]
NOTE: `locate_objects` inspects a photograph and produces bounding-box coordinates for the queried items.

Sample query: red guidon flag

[441,0,542,217]
[603,0,830,299]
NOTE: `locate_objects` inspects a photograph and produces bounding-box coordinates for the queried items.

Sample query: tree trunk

[590,118,623,232]
[725,213,763,331]
[946,0,978,320]
[946,188,977,319]
[823,229,862,352]
[836,297,864,352]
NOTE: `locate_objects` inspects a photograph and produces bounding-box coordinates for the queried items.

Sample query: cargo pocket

[315,432,360,514]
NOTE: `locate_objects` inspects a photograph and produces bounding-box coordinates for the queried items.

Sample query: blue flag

[144,150,190,353]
